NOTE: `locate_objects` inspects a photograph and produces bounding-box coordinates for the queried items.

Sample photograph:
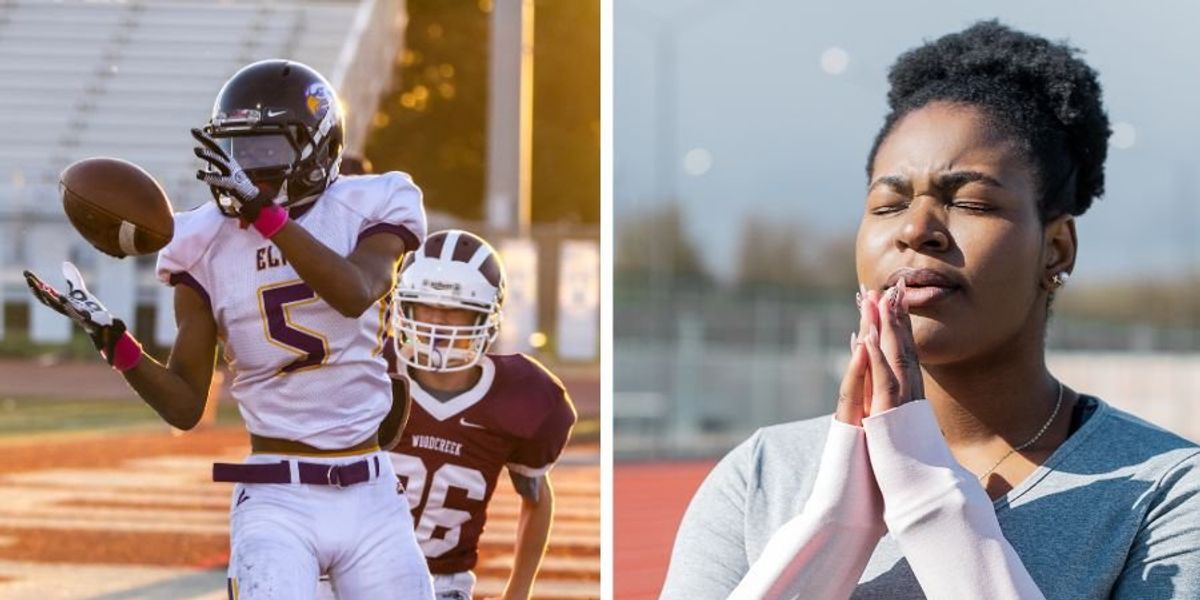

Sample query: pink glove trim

[252,204,289,238]
[110,331,143,372]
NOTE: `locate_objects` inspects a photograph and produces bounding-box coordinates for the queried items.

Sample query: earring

[1051,272,1070,288]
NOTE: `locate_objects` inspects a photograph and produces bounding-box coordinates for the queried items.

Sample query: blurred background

[0,1,598,598]
[613,0,1200,597]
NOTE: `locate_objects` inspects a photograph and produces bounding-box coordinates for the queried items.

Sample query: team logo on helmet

[305,83,332,119]
[428,281,461,293]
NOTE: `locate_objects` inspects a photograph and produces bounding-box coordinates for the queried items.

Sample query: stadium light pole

[624,0,732,443]
[486,0,535,237]
[625,0,730,207]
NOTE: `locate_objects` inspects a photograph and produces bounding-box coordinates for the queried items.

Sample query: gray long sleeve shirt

[661,397,1200,599]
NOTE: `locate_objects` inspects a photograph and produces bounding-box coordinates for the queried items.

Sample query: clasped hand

[836,279,924,425]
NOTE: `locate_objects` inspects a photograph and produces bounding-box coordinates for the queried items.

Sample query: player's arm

[24,266,215,430]
[500,472,555,600]
[270,224,406,318]
[497,365,578,600]
[121,283,217,430]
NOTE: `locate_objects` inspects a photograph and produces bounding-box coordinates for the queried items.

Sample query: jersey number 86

[391,454,487,557]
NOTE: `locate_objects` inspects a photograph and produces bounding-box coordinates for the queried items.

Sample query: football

[60,157,174,258]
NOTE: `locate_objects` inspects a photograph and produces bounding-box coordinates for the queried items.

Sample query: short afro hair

[866,20,1110,220]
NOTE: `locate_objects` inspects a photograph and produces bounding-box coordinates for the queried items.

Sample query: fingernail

[855,291,862,309]
[897,277,908,312]
[859,282,867,297]
[850,331,858,351]
[868,323,879,343]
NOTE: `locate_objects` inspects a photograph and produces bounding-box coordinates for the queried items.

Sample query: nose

[896,197,951,253]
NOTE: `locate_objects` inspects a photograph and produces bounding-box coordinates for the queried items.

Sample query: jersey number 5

[258,281,329,374]
[392,454,487,557]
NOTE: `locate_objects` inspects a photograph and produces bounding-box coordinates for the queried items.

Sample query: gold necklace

[976,380,1065,482]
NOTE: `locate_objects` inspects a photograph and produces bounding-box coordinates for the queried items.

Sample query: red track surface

[614,461,716,600]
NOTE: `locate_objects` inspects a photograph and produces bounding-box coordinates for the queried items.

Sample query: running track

[613,461,716,600]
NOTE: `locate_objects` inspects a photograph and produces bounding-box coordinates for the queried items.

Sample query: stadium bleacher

[0,0,404,344]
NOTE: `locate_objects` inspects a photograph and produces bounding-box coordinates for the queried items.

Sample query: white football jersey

[156,173,426,448]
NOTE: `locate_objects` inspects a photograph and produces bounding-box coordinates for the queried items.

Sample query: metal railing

[615,287,1200,460]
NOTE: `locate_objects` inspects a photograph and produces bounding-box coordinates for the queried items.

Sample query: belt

[213,455,381,488]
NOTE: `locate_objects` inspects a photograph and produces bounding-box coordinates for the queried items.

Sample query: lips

[885,267,963,308]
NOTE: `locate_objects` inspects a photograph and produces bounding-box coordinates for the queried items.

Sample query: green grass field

[0,397,245,437]
[0,396,600,443]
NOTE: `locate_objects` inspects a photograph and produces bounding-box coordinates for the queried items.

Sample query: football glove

[23,262,142,371]
[191,128,288,237]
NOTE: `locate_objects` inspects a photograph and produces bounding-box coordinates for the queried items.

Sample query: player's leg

[228,482,322,600]
[327,457,434,600]
[431,571,476,600]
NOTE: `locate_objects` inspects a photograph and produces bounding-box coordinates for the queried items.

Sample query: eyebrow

[867,175,911,195]
[935,170,1005,190]
[868,170,1005,194]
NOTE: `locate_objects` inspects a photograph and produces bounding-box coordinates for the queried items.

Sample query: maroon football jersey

[391,353,577,574]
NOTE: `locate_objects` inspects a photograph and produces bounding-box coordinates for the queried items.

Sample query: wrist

[108,331,143,372]
[807,418,883,527]
[252,204,288,238]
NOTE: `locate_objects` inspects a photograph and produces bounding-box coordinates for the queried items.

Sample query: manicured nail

[859,282,867,297]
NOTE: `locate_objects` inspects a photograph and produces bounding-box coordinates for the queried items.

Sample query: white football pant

[432,571,477,600]
[226,452,434,600]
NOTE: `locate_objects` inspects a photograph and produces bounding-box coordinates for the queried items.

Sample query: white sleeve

[730,418,885,600]
[156,216,202,284]
[354,172,426,252]
[154,206,221,307]
[863,401,1046,600]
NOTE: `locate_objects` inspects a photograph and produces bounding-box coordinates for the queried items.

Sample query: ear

[1042,214,1077,288]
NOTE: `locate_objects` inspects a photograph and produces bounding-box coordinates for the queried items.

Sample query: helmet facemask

[395,296,502,373]
[204,114,341,215]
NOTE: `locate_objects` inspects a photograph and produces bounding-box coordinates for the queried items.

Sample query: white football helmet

[394,230,506,372]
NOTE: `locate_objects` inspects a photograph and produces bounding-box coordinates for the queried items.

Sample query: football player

[389,230,578,600]
[24,60,433,600]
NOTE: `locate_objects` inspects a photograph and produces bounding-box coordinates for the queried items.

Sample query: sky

[614,0,1200,283]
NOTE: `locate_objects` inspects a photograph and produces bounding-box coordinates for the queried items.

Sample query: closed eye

[870,202,908,216]
[950,200,996,213]
[867,188,910,216]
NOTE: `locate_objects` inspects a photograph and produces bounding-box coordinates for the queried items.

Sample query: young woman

[26,60,434,599]
[661,21,1200,599]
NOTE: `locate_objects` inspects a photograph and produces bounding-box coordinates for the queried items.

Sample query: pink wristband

[252,204,289,238]
[107,331,143,372]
